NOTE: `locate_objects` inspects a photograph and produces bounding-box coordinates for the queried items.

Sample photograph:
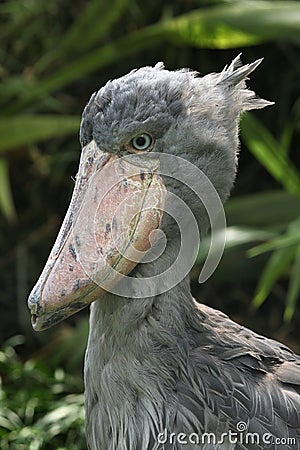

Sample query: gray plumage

[80,56,299,449]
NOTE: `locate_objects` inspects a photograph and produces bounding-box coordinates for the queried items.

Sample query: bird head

[28,56,272,330]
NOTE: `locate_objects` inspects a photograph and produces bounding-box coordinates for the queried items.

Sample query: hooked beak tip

[28,289,43,330]
[31,313,38,327]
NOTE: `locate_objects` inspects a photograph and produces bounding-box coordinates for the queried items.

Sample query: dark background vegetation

[1,0,300,448]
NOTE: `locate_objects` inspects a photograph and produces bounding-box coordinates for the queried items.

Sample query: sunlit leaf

[225,227,276,249]
[197,226,276,263]
[166,1,300,49]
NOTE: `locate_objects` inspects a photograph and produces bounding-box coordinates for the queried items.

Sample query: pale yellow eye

[131,133,153,151]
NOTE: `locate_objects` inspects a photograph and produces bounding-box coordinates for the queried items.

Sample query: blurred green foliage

[0,336,85,450]
[1,0,300,448]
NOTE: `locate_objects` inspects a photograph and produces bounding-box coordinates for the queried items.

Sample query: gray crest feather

[217,54,274,111]
[154,62,165,70]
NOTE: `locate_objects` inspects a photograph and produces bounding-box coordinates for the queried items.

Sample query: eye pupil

[131,133,152,151]
[136,136,146,147]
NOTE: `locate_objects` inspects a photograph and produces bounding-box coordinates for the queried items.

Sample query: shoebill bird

[28,56,300,450]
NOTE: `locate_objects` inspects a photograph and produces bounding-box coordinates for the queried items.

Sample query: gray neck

[87,235,197,357]
[87,273,196,367]
[84,238,201,449]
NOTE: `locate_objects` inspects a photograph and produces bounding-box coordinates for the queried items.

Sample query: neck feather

[84,238,201,449]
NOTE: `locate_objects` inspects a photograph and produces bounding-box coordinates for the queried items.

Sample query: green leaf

[166,1,300,49]
[36,394,84,439]
[225,190,300,229]
[249,231,300,257]
[0,158,17,222]
[59,0,127,54]
[6,28,162,111]
[225,226,277,249]
[280,121,295,155]
[241,114,300,197]
[197,226,276,263]
[252,245,296,308]
[0,116,80,152]
[7,1,300,111]
[248,216,300,257]
[35,0,129,74]
[284,244,300,322]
